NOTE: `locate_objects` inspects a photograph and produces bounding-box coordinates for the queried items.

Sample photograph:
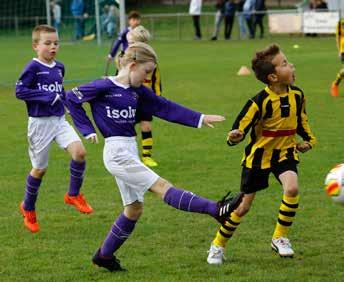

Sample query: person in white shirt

[189,0,202,39]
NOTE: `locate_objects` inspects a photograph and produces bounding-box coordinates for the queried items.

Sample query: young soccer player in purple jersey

[65,42,244,272]
[15,25,93,233]
[106,11,141,63]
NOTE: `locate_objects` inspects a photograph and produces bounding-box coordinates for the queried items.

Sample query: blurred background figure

[253,0,266,39]
[70,0,87,40]
[243,0,256,39]
[103,5,117,38]
[309,0,328,11]
[224,0,237,40]
[237,0,247,39]
[211,0,225,41]
[50,0,61,32]
[189,0,202,40]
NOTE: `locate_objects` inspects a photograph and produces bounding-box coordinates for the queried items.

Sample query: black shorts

[240,160,298,194]
[135,109,153,123]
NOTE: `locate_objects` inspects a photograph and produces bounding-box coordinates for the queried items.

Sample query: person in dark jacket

[253,0,266,38]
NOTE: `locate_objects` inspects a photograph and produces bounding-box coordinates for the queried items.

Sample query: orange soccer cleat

[64,193,93,214]
[331,82,339,97]
[20,202,40,233]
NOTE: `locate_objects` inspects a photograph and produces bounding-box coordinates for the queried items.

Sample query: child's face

[271,52,295,85]
[33,32,59,63]
[129,61,155,87]
[128,18,140,28]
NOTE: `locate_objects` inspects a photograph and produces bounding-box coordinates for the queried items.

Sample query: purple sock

[68,160,85,196]
[100,213,137,257]
[163,187,218,217]
[23,174,42,211]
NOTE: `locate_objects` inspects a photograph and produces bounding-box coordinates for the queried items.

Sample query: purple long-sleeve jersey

[15,58,65,117]
[109,27,130,58]
[65,77,202,138]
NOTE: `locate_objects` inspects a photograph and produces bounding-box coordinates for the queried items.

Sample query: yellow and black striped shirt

[228,85,316,169]
[143,65,162,96]
[336,19,344,54]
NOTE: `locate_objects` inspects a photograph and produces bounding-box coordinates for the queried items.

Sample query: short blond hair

[118,42,157,69]
[32,25,57,43]
[128,25,151,43]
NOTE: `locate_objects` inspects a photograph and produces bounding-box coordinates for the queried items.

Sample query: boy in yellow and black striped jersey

[331,19,344,97]
[207,44,316,264]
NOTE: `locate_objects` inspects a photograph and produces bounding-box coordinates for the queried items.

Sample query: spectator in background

[243,0,256,39]
[310,0,328,10]
[224,0,237,40]
[104,5,117,38]
[189,0,202,40]
[253,0,266,38]
[237,0,247,39]
[50,0,61,32]
[211,0,225,41]
[70,0,87,40]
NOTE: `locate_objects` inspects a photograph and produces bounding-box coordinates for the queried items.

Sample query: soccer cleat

[207,244,226,265]
[64,193,93,214]
[82,33,95,41]
[271,237,294,257]
[331,82,339,97]
[142,156,158,167]
[215,191,244,223]
[19,202,39,233]
[92,248,127,272]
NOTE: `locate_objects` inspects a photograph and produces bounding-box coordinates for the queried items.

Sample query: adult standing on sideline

[243,0,256,39]
[189,0,202,40]
[253,0,266,39]
[70,0,87,40]
[50,1,61,32]
[237,0,247,39]
[211,0,225,41]
[224,0,237,40]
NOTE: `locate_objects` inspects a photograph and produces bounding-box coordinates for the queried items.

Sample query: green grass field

[1,36,344,281]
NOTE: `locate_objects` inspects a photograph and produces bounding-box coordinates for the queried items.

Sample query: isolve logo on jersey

[106,106,136,119]
[37,82,63,93]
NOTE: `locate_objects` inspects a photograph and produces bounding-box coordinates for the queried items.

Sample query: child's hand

[296,142,311,153]
[202,115,225,128]
[86,133,99,144]
[228,129,244,143]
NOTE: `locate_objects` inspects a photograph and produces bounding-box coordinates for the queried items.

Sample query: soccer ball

[324,164,344,204]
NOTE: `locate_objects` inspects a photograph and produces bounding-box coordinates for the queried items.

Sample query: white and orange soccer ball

[324,164,344,205]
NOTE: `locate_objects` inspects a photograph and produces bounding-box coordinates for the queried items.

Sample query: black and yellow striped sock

[334,72,343,85]
[272,194,299,239]
[142,131,153,158]
[213,212,241,248]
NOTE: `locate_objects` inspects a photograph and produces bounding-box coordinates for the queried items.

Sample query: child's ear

[267,73,278,83]
[32,43,38,51]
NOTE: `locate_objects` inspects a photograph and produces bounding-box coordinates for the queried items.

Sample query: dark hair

[32,25,57,43]
[128,10,141,20]
[251,44,280,84]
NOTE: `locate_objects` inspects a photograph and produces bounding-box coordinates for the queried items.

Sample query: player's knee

[150,178,172,199]
[340,69,344,77]
[285,186,299,197]
[72,147,87,161]
[31,168,47,178]
[124,203,144,220]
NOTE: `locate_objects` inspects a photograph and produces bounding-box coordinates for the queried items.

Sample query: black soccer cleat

[215,191,244,224]
[92,248,127,272]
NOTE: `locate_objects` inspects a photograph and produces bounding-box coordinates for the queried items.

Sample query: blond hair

[128,25,151,43]
[32,25,57,43]
[118,42,157,69]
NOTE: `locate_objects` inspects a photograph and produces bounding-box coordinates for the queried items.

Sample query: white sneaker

[271,237,294,257]
[207,244,226,265]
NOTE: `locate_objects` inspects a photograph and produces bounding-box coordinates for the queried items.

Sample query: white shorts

[103,136,160,206]
[28,116,81,169]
